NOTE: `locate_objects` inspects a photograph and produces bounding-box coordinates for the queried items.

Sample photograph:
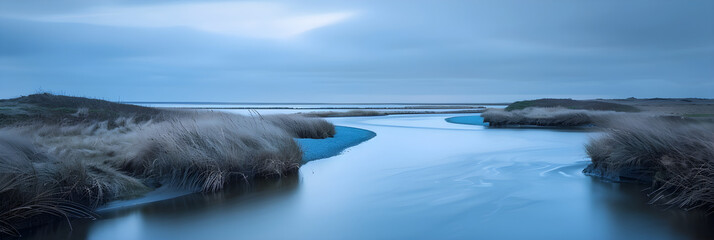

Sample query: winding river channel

[25,114,714,240]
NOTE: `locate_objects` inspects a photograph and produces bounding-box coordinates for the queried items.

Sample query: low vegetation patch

[0,93,164,126]
[505,98,639,112]
[584,117,714,211]
[302,110,388,118]
[482,107,621,127]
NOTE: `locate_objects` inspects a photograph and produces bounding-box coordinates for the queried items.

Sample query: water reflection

[590,180,714,240]
[21,174,299,240]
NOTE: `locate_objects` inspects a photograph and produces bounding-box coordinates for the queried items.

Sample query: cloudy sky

[1,0,712,102]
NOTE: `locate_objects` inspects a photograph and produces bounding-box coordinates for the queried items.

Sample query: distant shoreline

[125,102,512,106]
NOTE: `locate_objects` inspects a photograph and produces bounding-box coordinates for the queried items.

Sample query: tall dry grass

[0,111,334,236]
[121,113,305,192]
[263,114,336,138]
[0,134,99,237]
[584,117,714,211]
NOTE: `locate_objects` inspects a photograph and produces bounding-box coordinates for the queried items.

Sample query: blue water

[297,126,376,162]
[445,115,488,126]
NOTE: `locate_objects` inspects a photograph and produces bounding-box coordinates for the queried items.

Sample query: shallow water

[23,114,714,240]
[131,103,490,115]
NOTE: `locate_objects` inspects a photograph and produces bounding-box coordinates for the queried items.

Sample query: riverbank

[0,93,377,237]
[444,98,714,212]
[92,125,377,213]
[480,98,713,128]
[583,117,714,211]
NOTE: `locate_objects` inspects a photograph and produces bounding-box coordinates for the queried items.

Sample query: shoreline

[446,115,598,130]
[445,99,714,212]
[93,125,376,213]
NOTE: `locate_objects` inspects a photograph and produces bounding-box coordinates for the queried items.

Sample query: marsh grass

[263,114,336,138]
[121,113,306,192]
[506,98,640,112]
[482,107,622,127]
[0,135,99,237]
[302,110,388,118]
[584,117,714,211]
[0,110,335,236]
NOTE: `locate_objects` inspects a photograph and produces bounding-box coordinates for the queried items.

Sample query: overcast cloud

[0,0,712,102]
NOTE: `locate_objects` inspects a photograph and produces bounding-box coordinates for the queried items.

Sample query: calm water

[24,114,714,240]
[129,103,494,115]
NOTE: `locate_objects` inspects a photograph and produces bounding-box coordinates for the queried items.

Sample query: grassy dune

[0,94,336,237]
[584,118,714,211]
[0,93,164,126]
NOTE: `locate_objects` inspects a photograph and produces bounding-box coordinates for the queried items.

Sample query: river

[23,114,714,240]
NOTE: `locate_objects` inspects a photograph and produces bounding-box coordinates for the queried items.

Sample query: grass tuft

[121,113,305,192]
[0,135,99,237]
[584,117,714,211]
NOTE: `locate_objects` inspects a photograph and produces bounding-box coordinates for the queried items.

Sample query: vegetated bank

[482,98,640,127]
[481,98,714,128]
[583,117,714,211]
[474,98,714,212]
[0,93,337,237]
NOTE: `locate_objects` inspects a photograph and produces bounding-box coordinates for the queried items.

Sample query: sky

[0,0,712,103]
